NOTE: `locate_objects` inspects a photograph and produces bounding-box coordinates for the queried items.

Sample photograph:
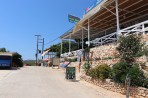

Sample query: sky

[0,0,96,60]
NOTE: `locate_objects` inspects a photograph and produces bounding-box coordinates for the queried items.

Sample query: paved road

[0,66,126,98]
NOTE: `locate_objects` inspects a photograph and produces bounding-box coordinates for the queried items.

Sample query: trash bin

[66,67,76,80]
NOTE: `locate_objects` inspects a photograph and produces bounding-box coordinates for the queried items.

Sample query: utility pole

[42,38,44,60]
[38,38,44,62]
[35,35,41,66]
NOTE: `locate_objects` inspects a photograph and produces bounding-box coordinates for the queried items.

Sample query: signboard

[85,0,103,14]
[53,58,60,66]
[66,67,76,80]
[68,15,80,23]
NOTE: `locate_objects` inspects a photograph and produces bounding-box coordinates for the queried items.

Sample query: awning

[60,0,148,40]
[41,49,50,57]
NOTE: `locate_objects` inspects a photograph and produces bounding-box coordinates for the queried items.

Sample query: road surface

[0,66,126,98]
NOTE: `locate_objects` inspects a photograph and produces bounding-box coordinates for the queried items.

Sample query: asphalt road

[0,66,126,98]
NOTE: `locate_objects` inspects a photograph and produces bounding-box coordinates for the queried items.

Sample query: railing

[61,19,148,58]
[61,49,83,58]
[90,20,148,46]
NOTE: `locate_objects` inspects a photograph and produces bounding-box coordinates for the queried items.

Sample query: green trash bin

[66,67,76,80]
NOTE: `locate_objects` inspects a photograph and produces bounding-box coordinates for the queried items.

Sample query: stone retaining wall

[81,75,148,98]
[89,34,148,62]
[89,43,118,60]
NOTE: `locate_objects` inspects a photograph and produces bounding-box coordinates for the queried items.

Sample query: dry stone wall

[90,34,148,60]
[81,75,148,98]
[89,43,119,61]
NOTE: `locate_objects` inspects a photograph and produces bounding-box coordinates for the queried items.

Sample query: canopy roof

[61,0,148,40]
[41,49,50,57]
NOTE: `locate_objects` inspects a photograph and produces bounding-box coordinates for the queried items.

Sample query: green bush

[111,62,148,88]
[88,68,96,79]
[98,64,111,80]
[143,78,148,88]
[117,34,143,64]
[88,64,111,80]
[112,34,148,88]
[111,62,129,83]
[128,65,148,88]
[88,66,100,79]
[82,62,91,75]
[12,52,23,67]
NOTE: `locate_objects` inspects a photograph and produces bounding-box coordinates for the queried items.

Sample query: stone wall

[81,75,148,98]
[90,34,148,59]
[89,43,119,60]
[143,34,148,44]
[90,59,119,67]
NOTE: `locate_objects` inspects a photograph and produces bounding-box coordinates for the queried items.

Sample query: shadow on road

[0,67,21,70]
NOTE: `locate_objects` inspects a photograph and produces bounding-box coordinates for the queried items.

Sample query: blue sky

[0,0,96,60]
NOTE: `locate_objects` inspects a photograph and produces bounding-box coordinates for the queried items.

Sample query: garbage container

[66,67,76,80]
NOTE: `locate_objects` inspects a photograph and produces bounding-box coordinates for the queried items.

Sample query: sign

[85,0,103,14]
[66,67,76,80]
[68,15,80,23]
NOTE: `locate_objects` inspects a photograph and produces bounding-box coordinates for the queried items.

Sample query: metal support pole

[115,0,121,37]
[88,19,90,47]
[142,24,145,35]
[52,51,54,69]
[35,35,41,65]
[78,39,80,49]
[87,19,90,63]
[69,33,71,54]
[60,39,63,58]
[42,38,44,60]
[37,37,39,64]
[82,29,84,50]
[48,52,49,67]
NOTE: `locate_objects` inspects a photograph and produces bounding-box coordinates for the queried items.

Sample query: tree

[49,41,78,57]
[117,35,143,64]
[0,48,6,52]
[112,34,148,87]
[12,52,23,67]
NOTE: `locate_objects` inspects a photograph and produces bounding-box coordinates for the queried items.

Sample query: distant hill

[23,60,36,66]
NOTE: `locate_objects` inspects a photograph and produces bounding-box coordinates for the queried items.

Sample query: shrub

[117,34,143,64]
[128,65,148,88]
[143,78,148,88]
[88,64,111,80]
[82,62,91,75]
[111,62,129,83]
[12,52,23,67]
[98,64,111,80]
[111,62,148,88]
[88,68,96,79]
[88,66,100,79]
